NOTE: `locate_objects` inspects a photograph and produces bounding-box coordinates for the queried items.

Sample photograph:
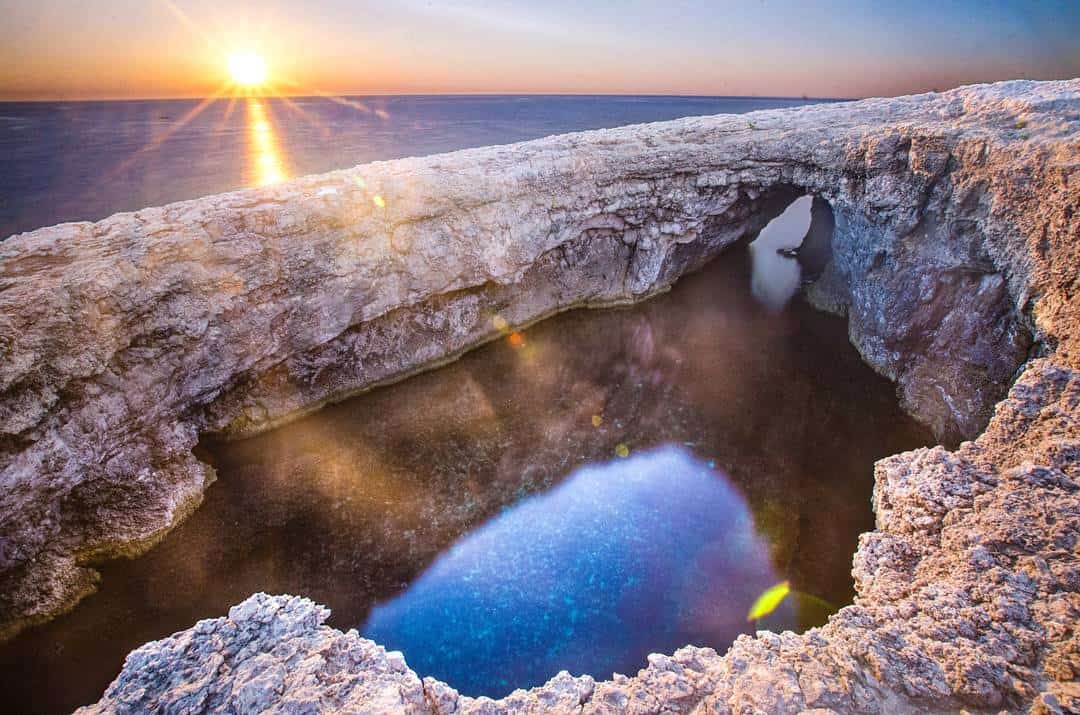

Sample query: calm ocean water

[0,95,827,238]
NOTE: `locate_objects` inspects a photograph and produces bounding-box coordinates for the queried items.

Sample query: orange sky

[2,0,1078,100]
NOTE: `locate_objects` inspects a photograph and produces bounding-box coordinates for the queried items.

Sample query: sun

[227,52,268,87]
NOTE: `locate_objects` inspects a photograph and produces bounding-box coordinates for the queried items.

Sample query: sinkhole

[0,196,935,711]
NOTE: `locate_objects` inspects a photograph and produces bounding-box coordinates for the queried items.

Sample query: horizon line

[0,91,857,104]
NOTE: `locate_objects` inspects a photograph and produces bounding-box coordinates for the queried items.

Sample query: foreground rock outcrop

[1,79,1077,712]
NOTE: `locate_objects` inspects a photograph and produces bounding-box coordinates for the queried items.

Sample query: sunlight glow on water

[362,446,791,696]
[246,98,288,185]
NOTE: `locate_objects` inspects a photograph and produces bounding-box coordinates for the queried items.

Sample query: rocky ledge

[2,79,1078,712]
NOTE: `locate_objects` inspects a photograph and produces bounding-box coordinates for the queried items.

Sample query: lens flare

[747,581,791,621]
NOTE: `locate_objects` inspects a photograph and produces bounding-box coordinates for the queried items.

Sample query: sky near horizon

[1,0,1078,100]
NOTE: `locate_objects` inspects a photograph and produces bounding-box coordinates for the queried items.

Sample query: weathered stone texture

[0,78,1076,712]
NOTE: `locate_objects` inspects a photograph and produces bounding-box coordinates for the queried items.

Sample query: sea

[0,95,831,239]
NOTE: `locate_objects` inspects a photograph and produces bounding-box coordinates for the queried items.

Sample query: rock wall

[1,79,1077,712]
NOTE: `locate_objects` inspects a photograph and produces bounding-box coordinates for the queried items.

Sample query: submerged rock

[1,78,1078,712]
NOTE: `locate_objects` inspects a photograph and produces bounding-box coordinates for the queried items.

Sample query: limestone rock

[0,78,1076,712]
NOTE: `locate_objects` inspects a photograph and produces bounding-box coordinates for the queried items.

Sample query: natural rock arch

[0,79,1076,712]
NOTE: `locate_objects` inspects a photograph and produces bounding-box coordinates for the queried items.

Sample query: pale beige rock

[0,78,1076,712]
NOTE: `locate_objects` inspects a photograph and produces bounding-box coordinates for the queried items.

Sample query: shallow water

[0,95,828,238]
[0,246,932,712]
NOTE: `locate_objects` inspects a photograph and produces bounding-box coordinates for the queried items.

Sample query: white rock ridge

[0,78,1077,712]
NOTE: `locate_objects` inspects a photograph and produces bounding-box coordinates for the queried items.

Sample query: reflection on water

[749,194,812,311]
[0,249,933,711]
[363,447,796,695]
[246,98,288,186]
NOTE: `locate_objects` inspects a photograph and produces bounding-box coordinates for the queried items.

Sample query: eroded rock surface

[2,78,1078,712]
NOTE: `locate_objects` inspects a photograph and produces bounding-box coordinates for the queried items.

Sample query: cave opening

[747,192,835,311]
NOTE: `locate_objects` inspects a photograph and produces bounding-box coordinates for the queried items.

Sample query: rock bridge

[1,79,1077,712]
